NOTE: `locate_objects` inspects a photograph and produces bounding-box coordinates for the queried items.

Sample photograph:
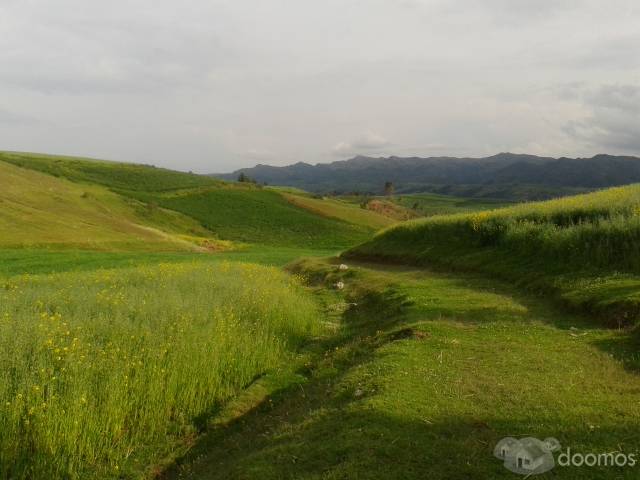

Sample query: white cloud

[332,132,393,157]
[563,84,640,153]
[0,1,638,171]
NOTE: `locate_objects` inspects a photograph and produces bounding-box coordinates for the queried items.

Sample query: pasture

[0,262,319,479]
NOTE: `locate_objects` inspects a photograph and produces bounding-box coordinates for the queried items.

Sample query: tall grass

[0,262,318,479]
[348,185,640,325]
[354,185,640,272]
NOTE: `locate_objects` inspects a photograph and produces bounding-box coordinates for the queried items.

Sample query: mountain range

[214,153,640,200]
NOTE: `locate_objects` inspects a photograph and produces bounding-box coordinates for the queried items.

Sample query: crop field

[140,187,374,248]
[1,153,381,251]
[281,193,395,230]
[0,262,318,479]
[392,192,513,217]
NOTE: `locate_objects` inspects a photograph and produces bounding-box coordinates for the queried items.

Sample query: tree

[238,172,250,183]
[384,181,395,196]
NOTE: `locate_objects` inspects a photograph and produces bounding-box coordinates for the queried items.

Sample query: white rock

[338,264,349,271]
[334,281,345,290]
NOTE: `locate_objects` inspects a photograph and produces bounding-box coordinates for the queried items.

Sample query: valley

[1,152,639,479]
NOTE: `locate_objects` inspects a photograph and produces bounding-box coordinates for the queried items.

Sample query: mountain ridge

[213,152,640,199]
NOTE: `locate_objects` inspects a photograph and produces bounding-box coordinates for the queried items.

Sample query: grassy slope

[281,193,396,230]
[393,192,513,217]
[164,259,640,480]
[0,161,214,251]
[1,152,373,250]
[139,187,373,249]
[0,151,219,192]
[348,185,640,326]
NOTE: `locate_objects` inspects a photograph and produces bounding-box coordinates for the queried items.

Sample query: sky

[0,0,639,173]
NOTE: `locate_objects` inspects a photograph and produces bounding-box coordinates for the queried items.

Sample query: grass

[0,152,219,193]
[134,187,373,248]
[348,184,640,326]
[392,192,513,217]
[4,150,640,478]
[281,193,395,230]
[0,160,217,251]
[0,262,319,479]
[0,246,342,277]
[2,152,375,250]
[163,258,640,479]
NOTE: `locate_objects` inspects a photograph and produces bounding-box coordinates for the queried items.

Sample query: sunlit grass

[0,262,319,479]
[348,184,640,324]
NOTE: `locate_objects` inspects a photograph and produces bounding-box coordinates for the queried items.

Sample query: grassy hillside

[2,152,375,250]
[281,193,395,230]
[0,262,319,479]
[392,192,513,217]
[133,187,373,248]
[0,161,217,251]
[0,151,218,192]
[347,185,640,325]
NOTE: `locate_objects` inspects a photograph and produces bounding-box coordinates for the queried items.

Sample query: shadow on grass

[590,334,640,373]
[161,260,640,479]
[162,358,639,479]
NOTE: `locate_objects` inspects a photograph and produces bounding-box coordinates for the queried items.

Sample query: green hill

[391,192,513,217]
[0,151,218,192]
[347,184,640,326]
[0,152,391,253]
[0,160,217,251]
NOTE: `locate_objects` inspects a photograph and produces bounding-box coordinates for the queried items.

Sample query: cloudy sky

[1,0,639,172]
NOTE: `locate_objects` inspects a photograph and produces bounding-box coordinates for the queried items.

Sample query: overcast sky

[1,0,639,172]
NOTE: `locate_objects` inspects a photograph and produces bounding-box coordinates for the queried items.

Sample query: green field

[0,161,216,251]
[1,152,386,251]
[0,151,219,193]
[2,152,640,479]
[164,258,640,479]
[281,193,396,229]
[0,262,319,479]
[392,192,513,217]
[136,187,373,248]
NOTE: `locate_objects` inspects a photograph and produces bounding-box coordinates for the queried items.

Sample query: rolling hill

[0,151,392,252]
[347,184,640,326]
[0,160,215,251]
[3,150,640,480]
[216,153,640,200]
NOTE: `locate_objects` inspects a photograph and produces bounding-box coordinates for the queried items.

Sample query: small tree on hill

[384,181,395,196]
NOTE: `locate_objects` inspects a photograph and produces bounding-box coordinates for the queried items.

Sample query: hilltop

[215,153,640,200]
[0,160,215,251]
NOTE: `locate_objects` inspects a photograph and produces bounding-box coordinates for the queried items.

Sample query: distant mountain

[213,153,640,200]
